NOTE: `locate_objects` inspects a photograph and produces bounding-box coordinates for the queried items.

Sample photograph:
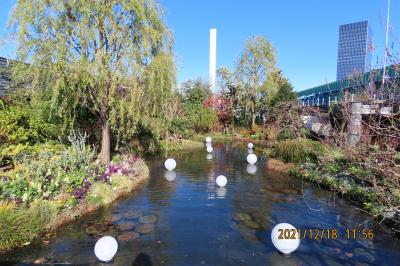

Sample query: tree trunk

[100,120,111,165]
[251,108,256,133]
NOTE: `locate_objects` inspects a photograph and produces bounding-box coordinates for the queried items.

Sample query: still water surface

[3,141,400,265]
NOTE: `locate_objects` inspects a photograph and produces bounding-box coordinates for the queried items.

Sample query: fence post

[348,102,362,146]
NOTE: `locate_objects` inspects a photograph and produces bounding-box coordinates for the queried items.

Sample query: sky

[1,0,399,91]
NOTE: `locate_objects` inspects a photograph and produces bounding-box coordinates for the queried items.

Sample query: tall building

[336,21,372,81]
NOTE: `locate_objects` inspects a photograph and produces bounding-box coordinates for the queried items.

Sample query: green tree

[9,0,174,164]
[235,36,276,132]
[181,78,211,106]
[267,72,297,109]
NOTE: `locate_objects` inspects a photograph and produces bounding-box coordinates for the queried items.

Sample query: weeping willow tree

[8,0,176,164]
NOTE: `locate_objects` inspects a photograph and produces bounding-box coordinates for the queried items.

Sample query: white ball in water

[164,170,176,181]
[206,146,213,153]
[246,154,257,165]
[216,175,227,187]
[271,223,300,255]
[164,158,176,171]
[205,136,212,143]
[248,143,254,149]
[246,164,257,174]
[205,142,212,147]
[206,154,213,160]
[94,236,118,262]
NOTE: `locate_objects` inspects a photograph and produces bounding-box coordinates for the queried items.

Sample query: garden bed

[0,158,149,253]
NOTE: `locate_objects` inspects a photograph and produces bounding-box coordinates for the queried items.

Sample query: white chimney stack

[209,28,217,94]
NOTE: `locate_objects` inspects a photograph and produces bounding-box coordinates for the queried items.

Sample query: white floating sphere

[247,148,254,154]
[205,136,212,143]
[246,164,257,174]
[206,154,213,160]
[205,142,212,147]
[94,236,118,262]
[164,170,176,181]
[246,154,257,165]
[164,158,176,171]
[216,175,227,187]
[271,223,300,255]
[206,146,213,153]
[248,143,254,149]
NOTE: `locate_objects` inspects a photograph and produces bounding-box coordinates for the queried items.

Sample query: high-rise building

[336,21,372,81]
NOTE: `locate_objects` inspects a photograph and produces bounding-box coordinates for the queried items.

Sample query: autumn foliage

[204,95,232,130]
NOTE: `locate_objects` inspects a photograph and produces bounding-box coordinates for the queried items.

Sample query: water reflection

[246,164,257,174]
[216,187,227,198]
[270,252,301,266]
[3,141,400,266]
[164,170,176,181]
[206,153,213,160]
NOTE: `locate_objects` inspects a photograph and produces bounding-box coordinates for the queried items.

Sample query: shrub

[0,103,60,145]
[263,127,279,141]
[277,128,296,141]
[0,132,95,203]
[169,117,192,138]
[186,104,217,133]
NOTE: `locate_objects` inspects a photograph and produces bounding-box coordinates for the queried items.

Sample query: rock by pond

[116,221,136,231]
[124,210,143,219]
[136,223,156,234]
[110,214,122,223]
[232,212,251,223]
[232,212,260,229]
[242,219,260,230]
[139,214,158,224]
[85,223,109,238]
[118,231,140,242]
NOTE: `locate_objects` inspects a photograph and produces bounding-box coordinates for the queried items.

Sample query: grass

[265,159,295,173]
[87,183,115,206]
[273,138,325,163]
[160,138,204,153]
[291,166,382,216]
[0,200,59,252]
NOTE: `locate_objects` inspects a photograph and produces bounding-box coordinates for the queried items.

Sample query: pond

[2,141,400,265]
